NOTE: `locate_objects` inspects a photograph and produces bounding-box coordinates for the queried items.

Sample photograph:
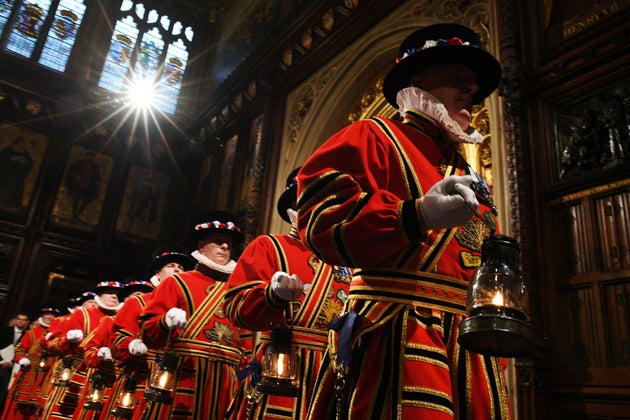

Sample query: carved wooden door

[497,1,630,418]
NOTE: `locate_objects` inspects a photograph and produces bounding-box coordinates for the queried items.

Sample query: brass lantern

[83,372,106,411]
[458,234,535,357]
[111,375,138,418]
[256,324,299,397]
[143,351,178,404]
[54,356,75,387]
[35,352,48,372]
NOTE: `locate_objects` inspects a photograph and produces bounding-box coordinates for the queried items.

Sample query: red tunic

[36,314,71,412]
[297,114,511,420]
[76,315,120,420]
[39,307,115,420]
[2,326,48,420]
[110,294,155,420]
[139,265,254,419]
[224,229,350,419]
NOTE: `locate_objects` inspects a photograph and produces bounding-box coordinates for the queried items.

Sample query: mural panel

[0,125,48,210]
[51,146,114,231]
[115,165,169,239]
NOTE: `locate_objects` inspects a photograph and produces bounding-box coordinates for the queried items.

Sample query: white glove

[18,358,31,368]
[97,347,112,361]
[420,175,479,230]
[129,339,148,356]
[271,271,304,301]
[66,329,84,343]
[165,308,187,330]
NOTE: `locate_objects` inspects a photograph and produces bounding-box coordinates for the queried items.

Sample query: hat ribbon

[194,220,240,233]
[396,37,473,63]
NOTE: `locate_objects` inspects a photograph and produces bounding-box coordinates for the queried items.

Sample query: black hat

[146,244,194,274]
[39,305,61,316]
[382,23,501,108]
[76,291,96,305]
[65,296,79,309]
[93,280,124,295]
[277,167,300,223]
[119,275,154,300]
[191,210,244,245]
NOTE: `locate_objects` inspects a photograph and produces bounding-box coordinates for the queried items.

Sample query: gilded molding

[284,66,338,161]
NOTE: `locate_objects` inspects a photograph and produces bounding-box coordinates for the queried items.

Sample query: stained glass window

[0,0,86,72]
[98,0,194,115]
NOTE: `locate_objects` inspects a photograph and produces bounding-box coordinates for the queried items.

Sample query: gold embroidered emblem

[455,218,488,252]
[315,288,345,327]
[308,255,321,274]
[204,321,234,344]
[460,251,482,268]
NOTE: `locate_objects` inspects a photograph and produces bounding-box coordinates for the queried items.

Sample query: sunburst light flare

[125,78,158,110]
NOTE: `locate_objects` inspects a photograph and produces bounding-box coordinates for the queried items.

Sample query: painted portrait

[0,125,48,210]
[115,165,169,239]
[51,147,114,231]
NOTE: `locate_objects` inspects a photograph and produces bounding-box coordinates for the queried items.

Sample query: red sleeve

[82,316,114,368]
[296,119,421,268]
[41,316,66,354]
[13,330,34,362]
[224,235,287,331]
[112,296,145,361]
[46,309,87,355]
[139,277,184,348]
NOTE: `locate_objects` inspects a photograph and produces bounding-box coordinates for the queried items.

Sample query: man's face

[15,315,29,330]
[156,262,185,281]
[98,291,119,307]
[41,313,55,325]
[198,233,232,265]
[82,299,97,308]
[412,64,479,131]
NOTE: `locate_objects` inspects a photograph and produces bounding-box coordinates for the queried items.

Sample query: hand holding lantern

[112,375,138,418]
[143,351,179,404]
[54,356,75,387]
[83,372,105,411]
[256,323,299,397]
[457,234,535,357]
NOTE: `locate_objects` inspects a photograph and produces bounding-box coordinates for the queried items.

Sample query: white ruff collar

[191,250,236,274]
[287,208,298,227]
[396,87,482,144]
[94,295,123,312]
[38,316,51,328]
[149,274,160,287]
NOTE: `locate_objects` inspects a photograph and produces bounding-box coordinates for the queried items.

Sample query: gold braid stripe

[170,339,243,366]
[181,281,227,339]
[349,270,468,315]
[258,325,328,351]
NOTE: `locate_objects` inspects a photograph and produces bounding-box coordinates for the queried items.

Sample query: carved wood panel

[547,186,630,416]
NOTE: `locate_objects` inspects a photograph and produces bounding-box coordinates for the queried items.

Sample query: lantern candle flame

[491,291,504,306]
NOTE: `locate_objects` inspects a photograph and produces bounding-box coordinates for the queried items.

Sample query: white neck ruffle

[191,250,236,274]
[149,274,160,287]
[396,87,482,144]
[38,316,51,328]
[94,295,123,312]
